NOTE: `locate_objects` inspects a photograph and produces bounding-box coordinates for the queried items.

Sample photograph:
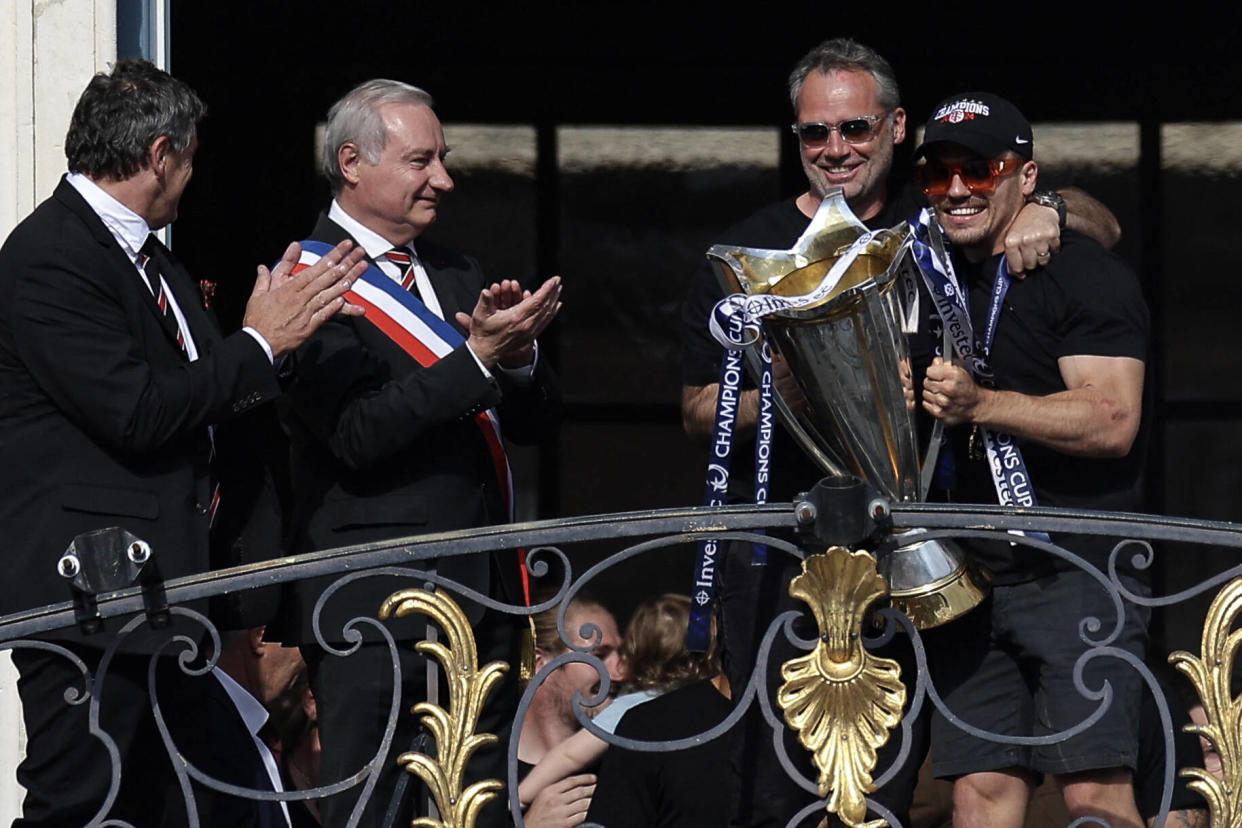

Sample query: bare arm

[1061,186,1122,249]
[680,353,803,440]
[1003,187,1122,275]
[518,729,609,807]
[522,773,596,828]
[681,384,758,440]
[922,354,1143,458]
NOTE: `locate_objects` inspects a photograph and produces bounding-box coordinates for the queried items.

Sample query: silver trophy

[706,189,987,629]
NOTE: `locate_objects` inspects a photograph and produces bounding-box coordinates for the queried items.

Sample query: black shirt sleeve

[1047,234,1148,361]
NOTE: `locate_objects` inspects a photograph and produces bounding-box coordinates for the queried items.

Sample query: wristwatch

[1029,190,1067,231]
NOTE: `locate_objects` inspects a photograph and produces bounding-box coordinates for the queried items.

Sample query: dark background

[164,3,1242,649]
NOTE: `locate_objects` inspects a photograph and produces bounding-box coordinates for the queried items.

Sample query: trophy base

[879,532,990,630]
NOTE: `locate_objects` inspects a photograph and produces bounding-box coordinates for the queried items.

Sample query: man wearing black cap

[679,38,1125,827]
[916,92,1150,828]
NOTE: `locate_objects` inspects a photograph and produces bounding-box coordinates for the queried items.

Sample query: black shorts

[926,570,1150,779]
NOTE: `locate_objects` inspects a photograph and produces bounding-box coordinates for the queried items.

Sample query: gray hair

[320,79,435,195]
[787,38,901,113]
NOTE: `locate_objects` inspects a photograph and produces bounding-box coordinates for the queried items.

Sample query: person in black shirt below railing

[584,595,730,828]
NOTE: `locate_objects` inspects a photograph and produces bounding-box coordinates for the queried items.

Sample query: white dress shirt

[211,668,291,827]
[326,199,537,384]
[66,172,274,362]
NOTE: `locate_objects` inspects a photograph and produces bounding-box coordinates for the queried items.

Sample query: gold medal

[968,425,986,461]
[519,616,538,682]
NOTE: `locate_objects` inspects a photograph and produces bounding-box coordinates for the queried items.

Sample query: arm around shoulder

[1059,187,1122,249]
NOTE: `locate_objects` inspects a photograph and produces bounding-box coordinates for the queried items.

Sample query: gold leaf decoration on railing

[379,588,508,828]
[1169,576,1242,828]
[778,547,906,828]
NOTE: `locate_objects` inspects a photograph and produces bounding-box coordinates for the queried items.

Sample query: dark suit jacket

[278,213,560,641]
[191,672,289,828]
[0,177,281,640]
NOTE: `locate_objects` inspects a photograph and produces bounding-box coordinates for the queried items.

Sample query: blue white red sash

[293,241,516,524]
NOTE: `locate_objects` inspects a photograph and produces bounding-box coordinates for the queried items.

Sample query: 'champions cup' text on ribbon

[908,210,1048,540]
[688,310,746,651]
[688,305,776,650]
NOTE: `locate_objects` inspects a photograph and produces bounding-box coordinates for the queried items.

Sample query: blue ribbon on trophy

[686,302,748,652]
[686,297,777,651]
[751,338,773,567]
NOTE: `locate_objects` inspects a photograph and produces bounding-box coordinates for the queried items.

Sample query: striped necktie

[138,239,186,354]
[139,238,220,524]
[382,248,418,294]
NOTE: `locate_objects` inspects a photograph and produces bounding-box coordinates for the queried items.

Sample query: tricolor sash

[293,241,516,524]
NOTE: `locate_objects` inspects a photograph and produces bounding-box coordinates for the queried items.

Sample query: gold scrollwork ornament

[379,588,508,828]
[778,547,906,828]
[1170,576,1242,828]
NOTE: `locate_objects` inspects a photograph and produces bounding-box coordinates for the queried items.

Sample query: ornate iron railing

[3,492,1241,828]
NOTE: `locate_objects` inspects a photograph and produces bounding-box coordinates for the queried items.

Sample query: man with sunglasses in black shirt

[679,38,1123,827]
[916,92,1150,828]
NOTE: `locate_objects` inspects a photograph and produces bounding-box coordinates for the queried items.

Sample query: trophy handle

[919,418,944,501]
[915,291,955,501]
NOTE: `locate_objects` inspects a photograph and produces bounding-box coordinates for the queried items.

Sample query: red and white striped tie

[139,239,217,522]
[138,244,186,354]
[383,248,417,293]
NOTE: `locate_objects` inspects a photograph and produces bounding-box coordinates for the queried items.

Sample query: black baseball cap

[913,92,1033,161]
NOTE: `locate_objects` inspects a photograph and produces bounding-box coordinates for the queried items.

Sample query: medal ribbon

[908,211,1050,541]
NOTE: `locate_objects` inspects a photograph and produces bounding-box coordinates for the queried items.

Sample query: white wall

[0,0,117,821]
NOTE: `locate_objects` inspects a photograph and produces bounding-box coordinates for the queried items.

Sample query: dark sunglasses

[916,158,1019,196]
[790,114,886,146]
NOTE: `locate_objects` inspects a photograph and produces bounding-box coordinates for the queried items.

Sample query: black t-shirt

[680,181,925,501]
[944,231,1150,578]
[584,679,732,828]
